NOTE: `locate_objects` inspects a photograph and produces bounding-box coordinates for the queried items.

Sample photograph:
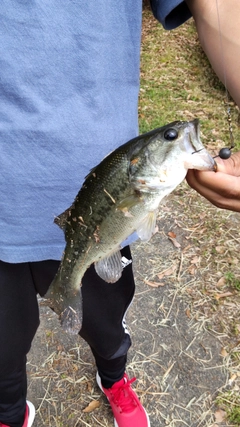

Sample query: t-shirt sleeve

[150,0,192,30]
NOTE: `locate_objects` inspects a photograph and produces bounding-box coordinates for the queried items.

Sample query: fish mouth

[189,119,217,171]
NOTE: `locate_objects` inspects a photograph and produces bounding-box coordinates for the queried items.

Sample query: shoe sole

[26,401,36,427]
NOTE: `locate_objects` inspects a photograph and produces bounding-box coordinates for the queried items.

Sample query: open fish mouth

[191,146,217,171]
[181,119,217,171]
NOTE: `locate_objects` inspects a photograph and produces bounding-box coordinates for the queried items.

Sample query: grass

[216,390,240,426]
[225,272,240,292]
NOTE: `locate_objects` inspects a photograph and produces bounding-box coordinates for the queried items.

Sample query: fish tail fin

[43,279,83,335]
[59,293,83,334]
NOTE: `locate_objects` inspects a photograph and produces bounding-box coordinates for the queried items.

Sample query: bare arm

[185,0,240,107]
[185,0,240,211]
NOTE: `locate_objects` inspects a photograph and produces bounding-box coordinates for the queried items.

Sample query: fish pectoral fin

[136,210,158,241]
[94,251,123,283]
[116,194,142,215]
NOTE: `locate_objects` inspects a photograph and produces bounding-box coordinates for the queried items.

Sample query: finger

[187,169,239,195]
[216,153,240,176]
[200,188,240,211]
[186,170,240,211]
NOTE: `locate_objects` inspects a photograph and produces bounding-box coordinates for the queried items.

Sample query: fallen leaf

[199,227,207,234]
[215,291,233,300]
[157,264,177,280]
[216,276,226,288]
[182,244,191,253]
[215,246,225,254]
[144,279,165,288]
[86,381,92,393]
[191,256,201,264]
[83,400,100,413]
[229,257,239,265]
[227,256,239,264]
[215,409,226,423]
[220,348,228,357]
[188,265,196,275]
[168,231,176,238]
[229,373,237,384]
[168,236,181,248]
[185,308,191,318]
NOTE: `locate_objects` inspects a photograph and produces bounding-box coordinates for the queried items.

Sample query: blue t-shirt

[0,0,191,262]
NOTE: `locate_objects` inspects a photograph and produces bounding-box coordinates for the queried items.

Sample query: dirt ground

[27,187,240,427]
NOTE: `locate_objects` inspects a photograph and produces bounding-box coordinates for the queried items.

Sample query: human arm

[186,152,240,212]
[184,0,240,211]
[185,0,240,108]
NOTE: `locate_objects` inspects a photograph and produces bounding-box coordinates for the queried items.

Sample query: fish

[44,119,216,334]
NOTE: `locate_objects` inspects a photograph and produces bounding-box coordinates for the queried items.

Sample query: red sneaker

[0,401,35,427]
[96,372,150,427]
[23,402,35,427]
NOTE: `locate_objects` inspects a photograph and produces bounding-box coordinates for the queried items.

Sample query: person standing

[2,1,239,426]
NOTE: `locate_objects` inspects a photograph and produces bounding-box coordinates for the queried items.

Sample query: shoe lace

[111,377,138,413]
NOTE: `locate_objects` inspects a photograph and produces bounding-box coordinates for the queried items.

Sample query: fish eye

[164,128,178,141]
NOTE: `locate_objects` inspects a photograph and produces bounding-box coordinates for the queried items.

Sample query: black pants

[0,246,135,427]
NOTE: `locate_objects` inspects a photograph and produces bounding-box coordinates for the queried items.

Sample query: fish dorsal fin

[136,210,158,241]
[94,250,123,283]
[54,208,71,230]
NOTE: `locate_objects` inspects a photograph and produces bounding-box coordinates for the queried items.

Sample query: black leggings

[0,246,135,427]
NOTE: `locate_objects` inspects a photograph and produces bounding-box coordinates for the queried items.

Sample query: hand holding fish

[186,151,240,212]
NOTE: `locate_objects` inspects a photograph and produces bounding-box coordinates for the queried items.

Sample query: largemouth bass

[44,119,216,334]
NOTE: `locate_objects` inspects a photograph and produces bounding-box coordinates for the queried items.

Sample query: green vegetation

[216,391,240,426]
[225,271,240,291]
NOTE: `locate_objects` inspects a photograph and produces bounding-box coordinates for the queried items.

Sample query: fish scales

[44,119,216,334]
